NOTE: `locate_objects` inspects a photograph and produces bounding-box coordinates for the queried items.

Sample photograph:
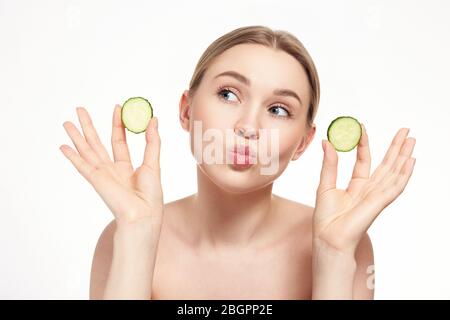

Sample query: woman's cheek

[272,128,302,163]
[188,102,234,163]
[194,99,230,128]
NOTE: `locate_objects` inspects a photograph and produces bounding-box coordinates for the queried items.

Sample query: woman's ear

[291,124,316,161]
[179,90,191,132]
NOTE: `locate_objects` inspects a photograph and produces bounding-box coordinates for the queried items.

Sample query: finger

[392,157,416,195]
[379,157,416,208]
[345,190,386,234]
[63,121,102,167]
[76,107,112,163]
[349,157,416,231]
[142,117,161,172]
[371,128,410,182]
[60,144,138,219]
[111,104,132,164]
[59,144,96,181]
[317,139,338,194]
[392,137,416,174]
[351,123,371,179]
[375,137,415,191]
[382,127,410,167]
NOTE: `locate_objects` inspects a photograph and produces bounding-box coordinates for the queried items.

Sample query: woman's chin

[199,163,271,194]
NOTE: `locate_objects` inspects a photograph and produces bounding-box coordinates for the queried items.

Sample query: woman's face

[180,43,316,193]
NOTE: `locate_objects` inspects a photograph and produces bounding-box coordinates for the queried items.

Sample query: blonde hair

[188,25,320,128]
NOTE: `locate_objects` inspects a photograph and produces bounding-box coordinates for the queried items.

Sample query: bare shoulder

[272,194,314,217]
[89,197,192,299]
[160,194,195,240]
[267,194,315,252]
[89,219,116,300]
[271,195,374,298]
[353,232,375,299]
[272,194,314,234]
[271,194,373,257]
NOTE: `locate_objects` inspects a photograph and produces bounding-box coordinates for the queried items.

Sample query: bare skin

[61,43,415,300]
[90,194,373,300]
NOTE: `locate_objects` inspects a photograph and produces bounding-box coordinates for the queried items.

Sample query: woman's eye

[268,106,290,117]
[218,89,239,102]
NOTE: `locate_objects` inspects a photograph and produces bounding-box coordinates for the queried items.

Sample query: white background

[1,0,449,299]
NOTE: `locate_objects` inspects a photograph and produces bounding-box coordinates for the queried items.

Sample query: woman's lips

[228,145,257,168]
[232,145,256,157]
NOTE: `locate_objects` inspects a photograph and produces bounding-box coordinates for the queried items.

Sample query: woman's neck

[190,165,275,249]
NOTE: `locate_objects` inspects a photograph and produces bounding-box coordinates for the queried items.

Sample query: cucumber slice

[121,97,153,134]
[327,116,362,152]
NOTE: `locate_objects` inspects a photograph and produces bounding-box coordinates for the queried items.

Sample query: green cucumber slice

[327,116,362,152]
[121,97,153,134]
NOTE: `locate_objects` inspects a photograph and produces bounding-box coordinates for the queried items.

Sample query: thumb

[317,139,338,194]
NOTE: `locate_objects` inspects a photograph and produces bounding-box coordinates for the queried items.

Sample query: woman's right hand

[60,105,163,227]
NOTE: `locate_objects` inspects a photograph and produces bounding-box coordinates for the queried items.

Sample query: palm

[314,125,416,252]
[60,105,163,224]
[110,160,161,203]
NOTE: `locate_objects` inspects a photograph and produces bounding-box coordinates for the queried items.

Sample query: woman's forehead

[204,44,310,94]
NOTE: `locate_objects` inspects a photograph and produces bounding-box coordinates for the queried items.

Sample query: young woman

[60,25,416,299]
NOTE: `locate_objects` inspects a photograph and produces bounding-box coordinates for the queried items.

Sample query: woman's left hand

[313,124,416,254]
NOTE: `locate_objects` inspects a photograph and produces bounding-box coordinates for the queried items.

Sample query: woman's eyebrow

[214,70,250,86]
[214,70,303,107]
[273,89,303,107]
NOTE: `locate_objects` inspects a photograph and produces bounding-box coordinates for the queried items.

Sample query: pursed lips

[229,145,257,158]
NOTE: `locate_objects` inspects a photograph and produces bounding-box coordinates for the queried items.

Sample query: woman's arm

[103,219,162,299]
[311,240,357,299]
[312,125,415,299]
[60,106,164,299]
[312,233,374,300]
[90,218,162,300]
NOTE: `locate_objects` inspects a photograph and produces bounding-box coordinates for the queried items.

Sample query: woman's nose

[233,102,261,140]
[234,125,259,140]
